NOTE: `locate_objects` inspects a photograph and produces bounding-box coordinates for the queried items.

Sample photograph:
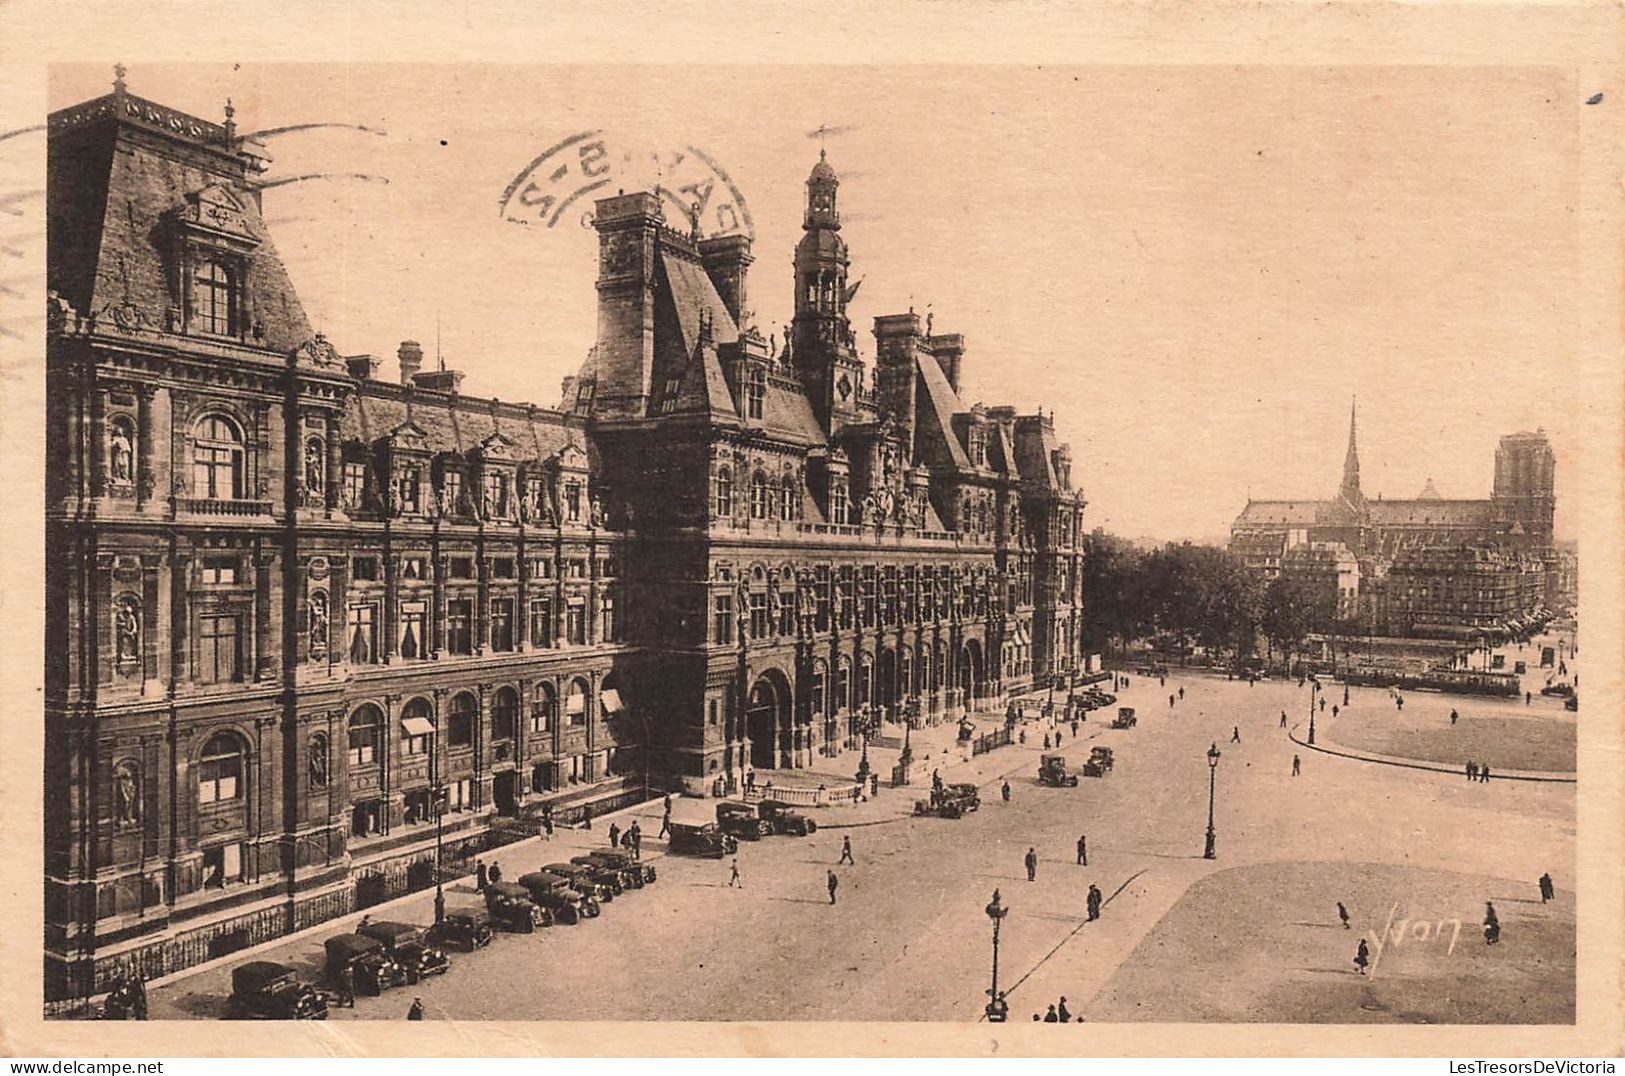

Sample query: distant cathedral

[1230,400,1556,637]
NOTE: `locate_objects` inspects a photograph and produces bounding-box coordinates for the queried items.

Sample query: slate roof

[341,383,579,461]
[1233,500,1326,526]
[1367,499,1496,527]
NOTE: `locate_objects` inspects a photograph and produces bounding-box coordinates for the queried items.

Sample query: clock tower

[791,151,862,432]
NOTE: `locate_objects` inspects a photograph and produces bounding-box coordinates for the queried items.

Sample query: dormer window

[565,481,582,522]
[193,257,240,336]
[573,380,596,416]
[746,367,766,420]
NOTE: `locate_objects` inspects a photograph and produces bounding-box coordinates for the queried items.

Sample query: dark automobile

[572,852,647,889]
[544,861,619,901]
[715,800,772,840]
[1081,745,1114,778]
[945,782,981,810]
[1541,683,1574,697]
[225,961,328,1021]
[518,871,599,923]
[100,975,148,1020]
[323,933,407,996]
[427,909,495,952]
[668,820,738,858]
[1112,707,1138,729]
[579,848,656,885]
[483,881,549,932]
[1037,753,1079,787]
[914,785,978,819]
[756,799,817,836]
[357,920,451,984]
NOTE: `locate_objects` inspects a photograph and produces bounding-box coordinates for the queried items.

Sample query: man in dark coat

[1291,754,1300,777]
[1481,764,1491,783]
[338,964,357,1008]
[1057,996,1071,1022]
[1076,834,1087,866]
[1467,761,1478,781]
[659,796,672,839]
[827,870,839,905]
[1086,883,1102,921]
[1354,938,1370,974]
[839,835,855,865]
[1483,902,1501,944]
[476,859,488,891]
[1337,901,1350,929]
[1025,847,1038,882]
[608,822,621,849]
[407,997,425,1020]
[1002,780,1012,803]
[1539,872,1554,902]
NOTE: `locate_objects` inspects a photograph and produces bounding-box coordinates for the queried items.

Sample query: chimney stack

[927,333,965,395]
[397,340,424,385]
[345,353,378,380]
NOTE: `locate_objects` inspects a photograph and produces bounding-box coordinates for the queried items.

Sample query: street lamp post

[984,889,1009,1022]
[1307,679,1317,745]
[1203,742,1221,860]
[432,783,447,925]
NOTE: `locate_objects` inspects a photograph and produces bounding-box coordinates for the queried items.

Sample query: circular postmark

[499,130,753,240]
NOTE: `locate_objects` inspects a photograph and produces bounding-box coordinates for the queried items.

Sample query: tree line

[1079,529,1344,671]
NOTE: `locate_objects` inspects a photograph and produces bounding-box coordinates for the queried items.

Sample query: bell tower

[791,151,859,431]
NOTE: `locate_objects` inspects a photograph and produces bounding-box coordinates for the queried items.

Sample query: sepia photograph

[5,2,1623,1061]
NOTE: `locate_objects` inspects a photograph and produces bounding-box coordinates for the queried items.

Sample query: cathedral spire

[1339,395,1362,502]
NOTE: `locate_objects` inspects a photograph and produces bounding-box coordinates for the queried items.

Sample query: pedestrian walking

[476,859,488,891]
[1057,997,1071,1022]
[407,997,425,1020]
[1179,686,1185,700]
[1071,719,1080,737]
[827,870,839,905]
[1044,1004,1059,1023]
[1168,694,1175,709]
[1019,728,1026,745]
[1230,726,1241,744]
[582,804,593,830]
[1076,834,1087,866]
[870,773,880,797]
[728,858,742,888]
[608,822,621,850]
[1525,691,1532,706]
[1450,709,1459,726]
[1025,847,1038,882]
[1353,938,1370,975]
[1539,872,1554,902]
[659,796,672,839]
[1043,733,1052,750]
[1483,902,1500,945]
[543,813,555,839]
[1331,704,1339,718]
[1337,901,1350,929]
[1086,883,1102,921]
[1480,764,1491,783]
[1159,675,1165,688]
[1280,711,1288,729]
[746,769,756,793]
[1467,761,1478,781]
[1002,780,1012,803]
[1396,696,1404,712]
[629,821,642,860]
[839,835,855,865]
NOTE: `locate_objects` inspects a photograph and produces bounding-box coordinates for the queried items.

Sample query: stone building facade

[44,80,1085,997]
[1230,400,1555,637]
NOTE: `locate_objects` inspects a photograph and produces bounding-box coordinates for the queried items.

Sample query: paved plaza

[142,642,1576,1023]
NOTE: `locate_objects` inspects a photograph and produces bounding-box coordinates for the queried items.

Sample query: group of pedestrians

[1034,995,1082,1023]
[606,819,644,859]
[1465,761,1494,782]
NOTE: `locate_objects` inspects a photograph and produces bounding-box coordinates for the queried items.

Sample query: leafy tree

[1260,575,1318,672]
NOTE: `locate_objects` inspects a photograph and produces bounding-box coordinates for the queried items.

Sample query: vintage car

[323,933,407,996]
[1037,753,1080,787]
[572,852,647,889]
[518,871,600,923]
[668,820,738,858]
[578,848,657,886]
[426,909,495,952]
[1565,693,1579,711]
[1112,707,1138,729]
[483,881,549,932]
[357,920,451,983]
[715,800,773,841]
[1540,682,1574,697]
[225,961,328,1020]
[544,861,619,901]
[945,782,981,810]
[913,785,979,819]
[1082,746,1115,778]
[756,798,817,836]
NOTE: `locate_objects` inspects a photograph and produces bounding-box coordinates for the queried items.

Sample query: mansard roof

[342,383,578,464]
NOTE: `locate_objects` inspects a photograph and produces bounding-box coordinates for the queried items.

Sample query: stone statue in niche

[114,762,140,825]
[109,425,134,484]
[114,596,140,666]
[590,496,605,528]
[735,581,750,639]
[308,738,328,788]
[304,441,324,501]
[308,591,329,656]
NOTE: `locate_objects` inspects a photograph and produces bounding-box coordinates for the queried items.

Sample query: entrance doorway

[746,670,792,769]
[492,771,517,815]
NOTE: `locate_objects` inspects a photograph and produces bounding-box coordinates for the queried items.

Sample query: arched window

[348,704,382,766]
[449,692,478,748]
[565,678,590,727]
[198,732,244,804]
[750,472,769,519]
[531,681,556,734]
[491,687,518,741]
[809,661,827,718]
[401,697,434,757]
[715,467,733,518]
[834,658,851,713]
[194,257,239,335]
[192,415,244,501]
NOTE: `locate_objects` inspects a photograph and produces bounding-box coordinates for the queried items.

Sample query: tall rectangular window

[566,601,586,645]
[530,598,554,647]
[398,468,420,514]
[345,603,377,664]
[197,613,240,683]
[194,257,238,336]
[815,568,831,633]
[447,599,474,655]
[490,598,515,652]
[749,590,768,639]
[599,594,616,643]
[831,479,849,525]
[714,594,734,644]
[565,482,582,522]
[399,602,426,660]
[441,471,463,516]
[342,462,367,507]
[746,367,766,420]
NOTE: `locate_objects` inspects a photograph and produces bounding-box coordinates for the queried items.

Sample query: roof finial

[113,64,127,94]
[223,97,237,142]
[690,199,703,239]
